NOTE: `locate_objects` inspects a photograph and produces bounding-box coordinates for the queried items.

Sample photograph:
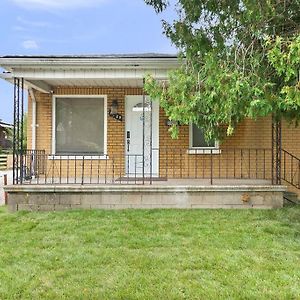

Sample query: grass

[0,206,299,299]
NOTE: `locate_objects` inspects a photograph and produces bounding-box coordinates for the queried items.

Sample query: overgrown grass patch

[0,206,299,299]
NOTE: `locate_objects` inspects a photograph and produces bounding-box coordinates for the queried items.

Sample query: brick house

[0,54,299,211]
[0,120,13,150]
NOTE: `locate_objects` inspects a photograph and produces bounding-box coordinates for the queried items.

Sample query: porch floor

[21,177,272,186]
[144,178,272,186]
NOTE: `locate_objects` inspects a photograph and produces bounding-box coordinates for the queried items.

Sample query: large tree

[144,0,300,140]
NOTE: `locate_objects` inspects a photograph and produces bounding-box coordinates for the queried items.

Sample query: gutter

[0,57,180,70]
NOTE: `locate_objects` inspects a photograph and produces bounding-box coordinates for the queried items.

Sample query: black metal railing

[22,149,46,177]
[282,149,300,189]
[13,147,274,185]
[155,147,272,184]
[14,150,46,183]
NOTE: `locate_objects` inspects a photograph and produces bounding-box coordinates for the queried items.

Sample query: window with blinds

[55,97,105,154]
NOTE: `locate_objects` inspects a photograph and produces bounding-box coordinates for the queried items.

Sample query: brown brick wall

[281,121,300,196]
[158,111,273,179]
[27,87,300,196]
[28,87,143,178]
[282,121,300,157]
[28,88,277,155]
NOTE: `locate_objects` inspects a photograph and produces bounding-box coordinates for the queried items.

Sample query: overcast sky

[0,0,176,123]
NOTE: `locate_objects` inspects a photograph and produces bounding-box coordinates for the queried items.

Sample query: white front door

[125,95,159,176]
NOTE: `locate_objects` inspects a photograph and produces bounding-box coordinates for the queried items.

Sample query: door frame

[124,95,159,176]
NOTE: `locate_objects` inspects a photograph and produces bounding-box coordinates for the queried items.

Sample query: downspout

[29,88,36,151]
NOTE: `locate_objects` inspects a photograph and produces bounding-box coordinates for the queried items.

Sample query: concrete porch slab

[5,183,286,211]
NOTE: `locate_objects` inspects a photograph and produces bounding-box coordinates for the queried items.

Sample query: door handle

[127,131,130,152]
[127,139,130,152]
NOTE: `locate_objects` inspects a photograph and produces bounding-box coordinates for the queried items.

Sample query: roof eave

[0,57,180,71]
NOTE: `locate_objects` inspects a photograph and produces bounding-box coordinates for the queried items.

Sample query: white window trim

[52,94,108,157]
[188,124,221,154]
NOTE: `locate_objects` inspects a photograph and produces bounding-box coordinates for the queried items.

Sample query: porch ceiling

[1,68,171,92]
[24,74,167,92]
[45,78,145,87]
[1,71,168,92]
[0,54,178,92]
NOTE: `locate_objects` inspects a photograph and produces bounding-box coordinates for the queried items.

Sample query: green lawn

[0,206,299,299]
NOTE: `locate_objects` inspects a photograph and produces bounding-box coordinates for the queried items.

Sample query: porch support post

[142,78,145,185]
[12,77,24,185]
[149,81,153,185]
[13,77,17,184]
[272,116,282,185]
[13,78,20,185]
[20,78,24,184]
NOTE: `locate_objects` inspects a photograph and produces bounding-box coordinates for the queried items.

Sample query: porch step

[283,192,299,205]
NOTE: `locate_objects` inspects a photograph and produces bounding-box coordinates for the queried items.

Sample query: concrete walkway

[0,170,13,205]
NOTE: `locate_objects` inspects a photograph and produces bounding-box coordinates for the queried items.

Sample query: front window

[190,124,217,148]
[55,97,105,155]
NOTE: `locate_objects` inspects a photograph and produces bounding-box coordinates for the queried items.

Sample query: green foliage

[144,0,168,13]
[266,35,300,123]
[144,0,300,140]
[145,53,274,140]
[0,115,27,152]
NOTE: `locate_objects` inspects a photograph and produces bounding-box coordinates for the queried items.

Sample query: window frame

[52,95,107,157]
[188,124,220,154]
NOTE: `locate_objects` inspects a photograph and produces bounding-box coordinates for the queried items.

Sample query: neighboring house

[0,120,12,150]
[0,54,299,211]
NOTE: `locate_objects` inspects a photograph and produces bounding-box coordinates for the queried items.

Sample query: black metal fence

[13,148,274,185]
[14,150,46,183]
[155,147,272,183]
[282,149,300,189]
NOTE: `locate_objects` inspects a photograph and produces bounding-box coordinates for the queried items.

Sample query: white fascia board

[0,57,179,70]
[0,73,15,86]
[0,73,48,91]
[0,73,13,80]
